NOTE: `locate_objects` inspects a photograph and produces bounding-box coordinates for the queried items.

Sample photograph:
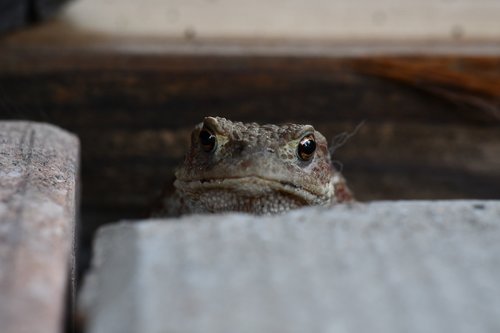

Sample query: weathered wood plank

[79,201,500,333]
[349,57,500,121]
[0,121,79,333]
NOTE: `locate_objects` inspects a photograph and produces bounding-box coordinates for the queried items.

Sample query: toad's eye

[199,128,217,152]
[297,134,316,161]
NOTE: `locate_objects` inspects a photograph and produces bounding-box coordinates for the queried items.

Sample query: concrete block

[79,201,500,333]
[0,121,79,333]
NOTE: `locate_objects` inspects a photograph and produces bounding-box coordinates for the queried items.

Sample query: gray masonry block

[0,121,79,333]
[79,201,500,333]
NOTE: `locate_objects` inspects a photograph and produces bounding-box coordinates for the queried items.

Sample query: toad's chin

[173,176,330,214]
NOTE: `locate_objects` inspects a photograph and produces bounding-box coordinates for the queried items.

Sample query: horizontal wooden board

[0,121,78,333]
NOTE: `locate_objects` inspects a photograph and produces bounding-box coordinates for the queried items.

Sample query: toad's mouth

[174,176,327,205]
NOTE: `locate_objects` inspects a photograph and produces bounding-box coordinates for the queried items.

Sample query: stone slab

[0,121,79,333]
[79,201,500,333]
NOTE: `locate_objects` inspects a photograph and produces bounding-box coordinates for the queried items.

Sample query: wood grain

[0,121,79,333]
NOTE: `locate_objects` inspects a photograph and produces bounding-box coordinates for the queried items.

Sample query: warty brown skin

[162,116,353,215]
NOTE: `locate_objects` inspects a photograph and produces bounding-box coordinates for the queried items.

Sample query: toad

[161,116,353,215]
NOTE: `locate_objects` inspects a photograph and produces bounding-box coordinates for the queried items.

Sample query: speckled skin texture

[164,117,353,215]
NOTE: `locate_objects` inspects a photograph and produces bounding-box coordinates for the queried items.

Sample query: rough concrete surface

[0,122,79,333]
[80,201,500,333]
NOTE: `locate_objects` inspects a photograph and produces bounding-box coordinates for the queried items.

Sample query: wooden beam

[0,121,79,333]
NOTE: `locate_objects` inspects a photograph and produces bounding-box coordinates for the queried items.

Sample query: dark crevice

[26,0,39,23]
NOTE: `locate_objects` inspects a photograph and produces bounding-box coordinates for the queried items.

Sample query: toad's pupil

[301,139,316,155]
[199,129,216,152]
[298,135,316,161]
